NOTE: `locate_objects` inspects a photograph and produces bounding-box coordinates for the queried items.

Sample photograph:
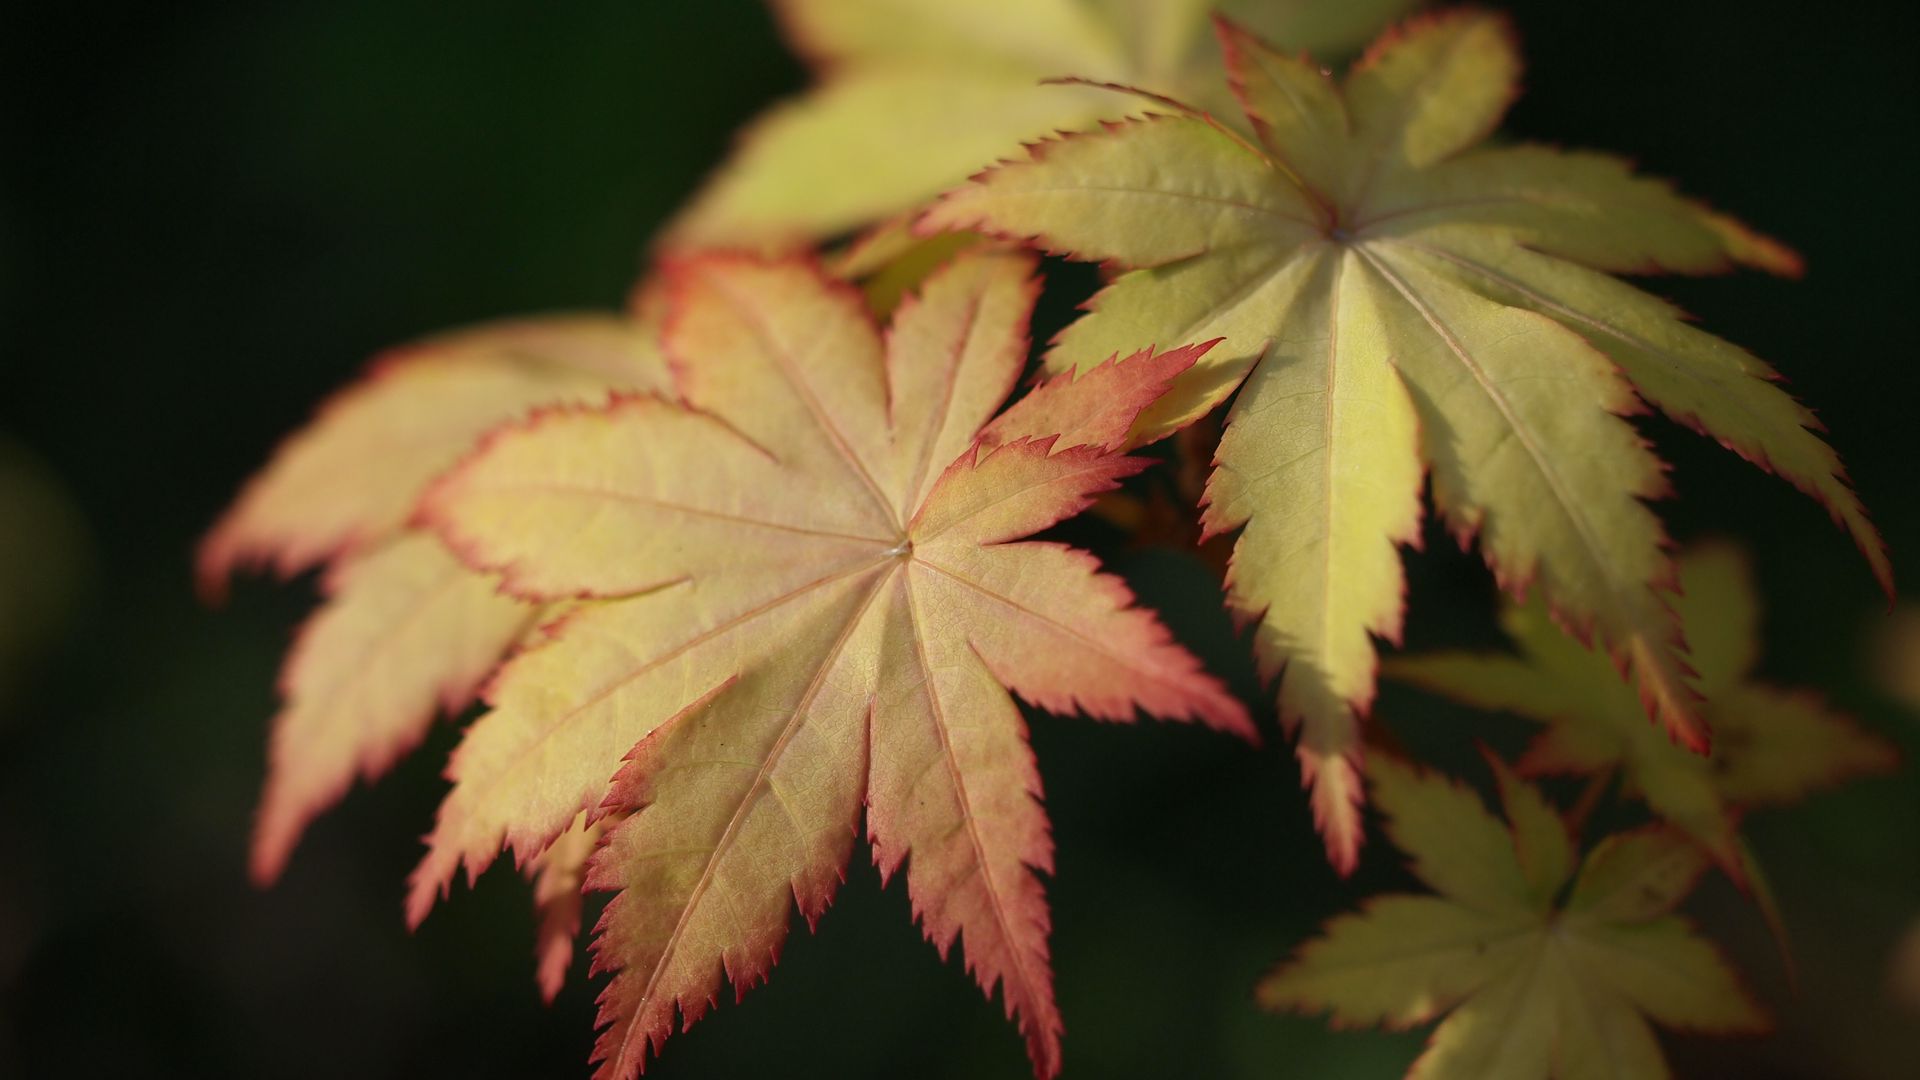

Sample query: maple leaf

[1259,753,1768,1079]
[199,311,672,882]
[663,0,1412,249]
[405,250,1252,1078]
[1386,541,1899,875]
[922,10,1890,870]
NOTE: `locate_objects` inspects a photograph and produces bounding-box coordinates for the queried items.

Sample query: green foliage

[1261,756,1767,1079]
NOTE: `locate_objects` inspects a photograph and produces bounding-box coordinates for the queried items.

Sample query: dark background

[2,1,1916,1077]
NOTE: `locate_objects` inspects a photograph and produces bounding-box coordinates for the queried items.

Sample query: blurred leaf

[1389,542,1899,877]
[1260,756,1768,1079]
[665,0,1412,247]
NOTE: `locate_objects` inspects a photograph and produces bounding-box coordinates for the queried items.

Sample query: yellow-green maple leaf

[1259,754,1768,1079]
[664,0,1411,248]
[1386,541,1898,874]
[922,11,1888,870]
[406,251,1252,1079]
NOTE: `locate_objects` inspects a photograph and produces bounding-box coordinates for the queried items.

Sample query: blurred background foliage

[1,1,1915,1077]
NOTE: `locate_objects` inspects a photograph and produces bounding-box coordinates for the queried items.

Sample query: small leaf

[1261,757,1767,1080]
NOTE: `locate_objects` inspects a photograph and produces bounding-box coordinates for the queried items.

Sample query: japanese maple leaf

[1386,542,1898,875]
[199,311,672,883]
[406,250,1252,1078]
[923,10,1890,870]
[1259,754,1768,1079]
[662,0,1411,249]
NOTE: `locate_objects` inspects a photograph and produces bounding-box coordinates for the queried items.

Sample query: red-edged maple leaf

[405,251,1252,1078]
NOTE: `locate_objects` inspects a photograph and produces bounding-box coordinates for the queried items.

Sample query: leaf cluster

[202,3,1898,1077]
